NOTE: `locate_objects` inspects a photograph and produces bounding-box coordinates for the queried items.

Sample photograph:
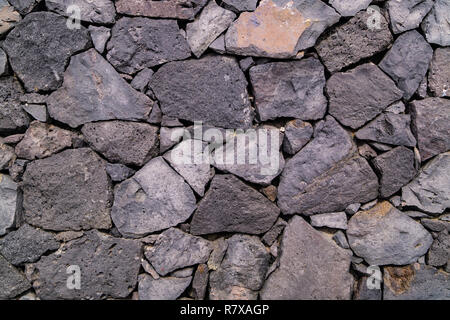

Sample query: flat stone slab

[138,274,192,300]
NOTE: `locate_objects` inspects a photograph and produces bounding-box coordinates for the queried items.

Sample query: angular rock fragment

[186,1,236,57]
[190,175,280,235]
[22,148,113,231]
[115,0,207,20]
[107,17,191,74]
[209,35,226,54]
[410,98,450,161]
[150,55,253,129]
[0,1,21,36]
[209,234,270,300]
[282,120,313,155]
[372,146,417,198]
[8,0,40,14]
[207,238,228,271]
[47,49,153,128]
[160,127,185,153]
[0,224,59,265]
[262,218,287,246]
[310,212,347,230]
[106,163,135,182]
[354,276,382,300]
[347,202,433,266]
[428,47,450,98]
[0,140,14,170]
[225,0,340,57]
[0,48,7,76]
[22,104,47,122]
[402,152,450,215]
[379,30,433,100]
[46,0,116,24]
[384,263,449,300]
[0,174,19,236]
[0,77,29,134]
[327,63,403,129]
[421,0,450,46]
[421,218,450,233]
[138,274,191,300]
[88,26,110,54]
[223,0,257,12]
[261,216,353,300]
[0,255,30,299]
[387,0,434,34]
[3,12,91,92]
[111,157,197,238]
[333,230,349,249]
[250,57,327,121]
[386,101,406,114]
[329,0,371,16]
[27,230,142,299]
[191,264,208,300]
[355,113,417,147]
[427,231,449,267]
[131,68,154,93]
[145,228,212,276]
[316,7,393,73]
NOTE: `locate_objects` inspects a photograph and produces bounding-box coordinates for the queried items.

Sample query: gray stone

[209,35,226,54]
[145,228,212,277]
[387,0,434,34]
[191,264,208,300]
[106,17,191,74]
[384,263,449,299]
[22,104,47,122]
[354,276,382,300]
[316,7,393,73]
[372,146,418,198]
[421,218,450,233]
[186,1,236,58]
[3,12,91,92]
[160,127,185,153]
[333,230,349,249]
[111,157,197,238]
[379,30,433,100]
[27,230,142,299]
[209,234,270,300]
[46,0,116,24]
[115,0,208,20]
[261,216,353,300]
[47,49,153,128]
[327,63,403,129]
[0,174,18,236]
[427,231,450,267]
[410,98,450,161]
[207,238,228,271]
[0,255,30,299]
[310,212,348,230]
[405,211,430,218]
[138,274,191,300]
[329,0,371,16]
[0,48,7,76]
[345,203,361,215]
[249,58,327,121]
[429,47,450,98]
[82,121,159,167]
[106,163,136,182]
[22,148,113,231]
[360,199,378,210]
[0,77,29,134]
[402,152,450,215]
[19,93,47,105]
[0,140,14,170]
[88,25,110,53]
[386,101,406,114]
[131,68,154,93]
[150,55,253,129]
[8,0,40,14]
[190,174,280,236]
[282,120,313,155]
[0,224,59,265]
[239,57,254,72]
[54,230,83,243]
[262,218,287,246]
[223,0,257,12]
[421,0,450,46]
[170,267,194,278]
[0,1,21,36]
[347,202,433,266]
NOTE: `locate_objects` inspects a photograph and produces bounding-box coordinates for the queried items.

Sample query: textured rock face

[190,175,280,235]
[27,230,142,299]
[0,175,19,236]
[0,255,30,299]
[46,0,116,24]
[150,55,252,129]
[223,0,258,12]
[107,17,191,74]
[249,58,327,121]
[282,120,313,155]
[225,0,340,58]
[387,0,434,34]
[329,0,371,16]
[0,77,29,134]
[3,12,91,92]
[138,274,192,300]
[88,26,110,53]
[316,7,393,73]
[428,47,450,98]
[261,216,353,300]
[327,63,403,129]
[111,157,197,238]
[310,212,348,230]
[421,0,450,46]
[22,148,113,231]
[210,234,270,300]
[115,0,207,20]
[47,49,153,128]
[347,202,433,266]
[8,0,41,15]
[0,1,21,36]
[428,231,450,267]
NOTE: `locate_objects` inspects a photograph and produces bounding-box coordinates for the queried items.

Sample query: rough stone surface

[22,104,47,122]
[0,255,30,299]
[379,30,433,100]
[316,7,393,73]
[131,68,154,93]
[191,264,208,300]
[106,163,135,182]
[329,0,371,16]
[347,202,433,266]
[111,157,197,238]
[310,212,348,230]
[46,0,116,24]
[0,140,14,170]
[327,63,403,129]
[190,174,280,235]
[387,0,434,34]
[0,1,21,36]
[421,0,450,46]
[0,174,19,236]
[8,0,40,15]
[115,0,207,20]
[427,231,450,267]
[223,0,257,12]
[282,120,313,155]
[22,148,113,231]
[0,48,7,76]
[262,218,287,246]
[106,17,191,74]
[88,26,110,54]
[0,77,29,134]
[261,216,353,300]
[47,49,153,128]
[150,55,252,129]
[138,274,191,300]
[207,238,228,271]
[250,57,327,121]
[354,276,382,300]
[429,47,450,98]
[402,152,450,215]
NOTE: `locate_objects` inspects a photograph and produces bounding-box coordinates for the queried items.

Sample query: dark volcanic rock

[8,0,40,15]
[0,175,19,236]
[47,49,153,128]
[106,17,191,74]
[191,264,209,300]
[249,57,327,121]
[106,163,136,182]
[138,274,192,300]
[0,255,30,299]
[387,0,434,34]
[190,174,280,236]
[223,0,257,12]
[3,12,91,92]
[82,121,159,167]
[421,0,450,46]
[22,148,113,231]
[0,77,29,134]
[427,231,450,267]
[379,30,433,100]
[150,55,253,129]
[316,7,393,73]
[115,0,207,20]
[329,0,371,16]
[261,216,353,300]
[327,63,403,129]
[27,230,142,299]
[88,26,110,54]
[46,0,116,24]
[428,47,450,98]
[282,120,313,155]
[410,98,450,161]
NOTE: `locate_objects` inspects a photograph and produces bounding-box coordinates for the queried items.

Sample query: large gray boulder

[421,0,450,46]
